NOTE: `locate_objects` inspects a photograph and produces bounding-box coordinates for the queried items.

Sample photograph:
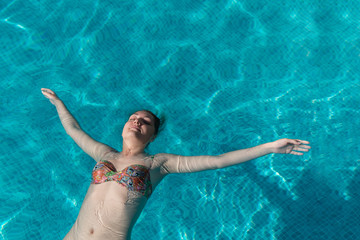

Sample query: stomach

[64,182,147,240]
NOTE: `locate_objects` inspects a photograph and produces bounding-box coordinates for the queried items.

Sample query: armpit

[152,153,171,174]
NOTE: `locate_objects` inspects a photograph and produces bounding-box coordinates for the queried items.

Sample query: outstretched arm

[160,139,311,174]
[41,88,116,161]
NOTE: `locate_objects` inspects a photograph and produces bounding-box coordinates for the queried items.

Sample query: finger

[290,151,304,156]
[295,145,311,150]
[296,139,310,145]
[41,91,51,97]
[293,147,309,152]
[41,88,54,94]
[288,139,301,145]
[41,91,54,100]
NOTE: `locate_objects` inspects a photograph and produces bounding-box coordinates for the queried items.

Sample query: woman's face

[122,111,156,144]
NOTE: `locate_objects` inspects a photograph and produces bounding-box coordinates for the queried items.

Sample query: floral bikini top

[91,158,153,198]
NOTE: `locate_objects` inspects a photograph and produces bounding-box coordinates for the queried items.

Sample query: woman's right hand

[41,88,61,105]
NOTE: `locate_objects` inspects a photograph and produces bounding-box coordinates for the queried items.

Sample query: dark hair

[139,110,161,136]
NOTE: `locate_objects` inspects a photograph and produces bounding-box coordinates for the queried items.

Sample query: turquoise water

[1,0,360,239]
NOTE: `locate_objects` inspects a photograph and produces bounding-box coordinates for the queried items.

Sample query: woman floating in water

[41,88,311,240]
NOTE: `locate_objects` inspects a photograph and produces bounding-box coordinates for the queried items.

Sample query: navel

[89,228,94,234]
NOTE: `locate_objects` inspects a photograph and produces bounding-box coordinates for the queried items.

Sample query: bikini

[91,157,153,198]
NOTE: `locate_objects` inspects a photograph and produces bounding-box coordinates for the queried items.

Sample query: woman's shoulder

[152,153,180,168]
[153,153,178,161]
[151,153,173,175]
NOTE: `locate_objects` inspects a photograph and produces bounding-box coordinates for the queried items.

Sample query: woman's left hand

[269,138,311,155]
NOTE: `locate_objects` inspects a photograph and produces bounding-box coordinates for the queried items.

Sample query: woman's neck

[121,142,146,157]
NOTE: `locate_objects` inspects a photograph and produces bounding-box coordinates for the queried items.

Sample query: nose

[133,118,140,125]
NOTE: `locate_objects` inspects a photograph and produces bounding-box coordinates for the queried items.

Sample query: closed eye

[128,118,151,125]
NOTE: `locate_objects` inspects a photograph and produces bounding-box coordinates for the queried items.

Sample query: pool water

[1,0,360,239]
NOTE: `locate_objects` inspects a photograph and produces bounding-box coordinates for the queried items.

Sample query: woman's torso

[64,154,165,240]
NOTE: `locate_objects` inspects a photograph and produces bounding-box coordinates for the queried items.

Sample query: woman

[41,88,311,240]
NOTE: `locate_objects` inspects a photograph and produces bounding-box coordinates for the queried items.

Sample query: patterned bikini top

[91,158,153,198]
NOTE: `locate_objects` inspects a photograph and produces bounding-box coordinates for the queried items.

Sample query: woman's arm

[160,139,311,174]
[41,88,116,161]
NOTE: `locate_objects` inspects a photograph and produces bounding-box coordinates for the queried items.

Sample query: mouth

[130,126,141,132]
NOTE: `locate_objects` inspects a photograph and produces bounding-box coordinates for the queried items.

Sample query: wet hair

[137,110,162,136]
